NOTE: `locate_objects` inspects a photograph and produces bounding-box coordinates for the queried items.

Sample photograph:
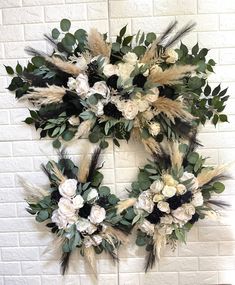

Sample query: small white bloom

[150,180,164,193]
[180,172,199,191]
[88,205,106,224]
[191,192,204,207]
[176,184,187,195]
[58,198,76,218]
[73,195,84,209]
[142,110,154,121]
[51,209,67,229]
[122,100,139,120]
[103,64,119,77]
[157,201,170,213]
[87,188,99,202]
[184,203,195,216]
[136,99,149,113]
[95,101,104,116]
[172,204,195,223]
[86,223,97,235]
[75,74,90,97]
[135,191,154,214]
[158,224,173,235]
[145,88,160,103]
[68,115,80,126]
[160,215,173,225]
[67,77,77,90]
[89,81,110,99]
[75,55,88,71]
[163,174,176,186]
[118,63,135,81]
[76,218,92,232]
[162,185,177,198]
[148,122,161,136]
[165,48,178,64]
[153,194,164,203]
[59,179,77,199]
[138,219,155,236]
[123,52,138,65]
[83,235,103,248]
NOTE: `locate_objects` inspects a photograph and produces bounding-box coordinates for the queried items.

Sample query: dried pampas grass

[103,227,129,245]
[141,40,157,64]
[152,97,195,123]
[25,85,66,105]
[88,28,111,58]
[74,120,93,139]
[50,161,66,183]
[77,154,90,183]
[142,137,161,155]
[46,56,81,76]
[116,198,137,214]
[84,246,97,275]
[148,64,196,85]
[168,141,183,169]
[19,176,49,203]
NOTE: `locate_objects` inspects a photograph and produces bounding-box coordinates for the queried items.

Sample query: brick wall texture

[0,0,235,284]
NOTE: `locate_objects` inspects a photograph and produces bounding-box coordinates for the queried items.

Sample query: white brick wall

[0,0,235,284]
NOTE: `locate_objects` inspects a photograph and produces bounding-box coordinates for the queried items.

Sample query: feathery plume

[84,246,97,275]
[50,161,67,183]
[149,64,196,85]
[168,141,183,169]
[77,154,90,183]
[24,85,66,105]
[46,56,81,76]
[88,28,111,57]
[103,226,129,245]
[116,198,137,214]
[74,120,93,139]
[142,137,161,155]
[152,97,195,123]
[141,40,157,64]
[87,148,101,182]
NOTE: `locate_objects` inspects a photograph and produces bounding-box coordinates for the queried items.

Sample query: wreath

[21,148,132,274]
[117,138,229,271]
[5,19,228,151]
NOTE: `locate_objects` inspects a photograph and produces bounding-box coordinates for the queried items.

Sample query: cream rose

[51,209,67,229]
[88,205,106,224]
[176,184,187,195]
[58,179,77,199]
[142,110,154,121]
[75,74,90,97]
[184,203,195,216]
[123,52,138,65]
[89,81,110,99]
[75,55,88,71]
[162,174,176,186]
[68,115,80,126]
[136,99,149,112]
[95,101,104,116]
[145,87,159,103]
[76,218,92,232]
[87,188,99,202]
[135,191,154,214]
[150,180,164,193]
[73,195,84,209]
[103,64,119,77]
[165,48,178,64]
[118,63,135,81]
[162,185,177,198]
[122,100,139,120]
[138,219,155,236]
[157,201,170,213]
[67,77,77,90]
[58,198,76,218]
[160,215,173,225]
[191,192,204,207]
[83,235,103,247]
[158,224,173,235]
[153,194,164,203]
[148,122,161,136]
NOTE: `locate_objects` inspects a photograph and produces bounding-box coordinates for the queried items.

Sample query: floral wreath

[117,139,229,271]
[21,148,132,274]
[5,19,228,151]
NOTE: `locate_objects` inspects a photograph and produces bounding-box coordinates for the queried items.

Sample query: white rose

[68,115,80,126]
[59,179,77,199]
[118,63,135,81]
[160,215,173,225]
[75,74,90,97]
[145,88,159,103]
[158,224,173,235]
[95,101,104,116]
[150,180,164,193]
[88,205,106,224]
[176,184,187,195]
[83,235,103,248]
[148,122,161,136]
[73,195,84,209]
[123,52,138,65]
[135,191,154,214]
[75,55,88,71]
[87,188,99,202]
[162,185,177,198]
[192,192,204,207]
[180,172,199,191]
[142,110,154,121]
[51,209,67,229]
[136,99,149,112]
[157,201,170,213]
[103,64,119,77]
[67,77,77,90]
[172,205,194,223]
[86,223,97,235]
[184,204,195,216]
[58,198,76,218]
[76,218,92,232]
[138,219,155,236]
[153,194,164,203]
[122,100,139,120]
[89,81,110,99]
[165,48,178,64]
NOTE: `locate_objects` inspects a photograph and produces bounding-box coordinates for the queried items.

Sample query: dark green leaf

[62,130,74,141]
[119,25,127,37]
[213,181,225,193]
[60,19,71,32]
[16,63,23,75]
[32,56,45,67]
[192,43,199,55]
[198,48,209,59]
[53,139,61,149]
[212,84,221,96]
[133,46,146,57]
[99,186,110,197]
[219,114,228,122]
[4,65,14,75]
[52,28,60,39]
[204,84,211,96]
[24,117,34,124]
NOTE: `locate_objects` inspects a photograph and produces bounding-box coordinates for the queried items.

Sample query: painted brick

[87,2,108,20]
[4,277,41,285]
[2,247,39,261]
[3,7,44,25]
[153,0,197,15]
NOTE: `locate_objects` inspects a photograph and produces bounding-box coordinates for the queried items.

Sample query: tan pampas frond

[197,164,230,187]
[103,226,129,245]
[148,64,196,85]
[74,120,93,139]
[88,28,111,57]
[116,198,137,215]
[18,176,49,204]
[130,126,142,143]
[153,230,167,260]
[142,137,161,155]
[77,154,90,183]
[84,246,97,275]
[141,40,157,64]
[46,56,81,76]
[25,85,66,105]
[50,161,66,183]
[152,97,195,123]
[168,141,183,169]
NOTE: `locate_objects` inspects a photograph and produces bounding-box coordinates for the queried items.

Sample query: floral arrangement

[21,148,133,274]
[117,139,229,271]
[5,19,229,151]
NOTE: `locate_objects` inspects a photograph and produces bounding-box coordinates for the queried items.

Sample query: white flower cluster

[135,172,203,237]
[51,178,106,247]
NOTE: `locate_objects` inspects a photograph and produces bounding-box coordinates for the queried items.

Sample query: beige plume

[142,137,161,155]
[84,246,97,275]
[168,141,183,169]
[103,226,129,245]
[153,230,166,260]
[141,40,157,64]
[116,198,137,214]
[88,28,111,57]
[77,154,90,183]
[46,56,81,76]
[74,120,93,139]
[50,161,66,183]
